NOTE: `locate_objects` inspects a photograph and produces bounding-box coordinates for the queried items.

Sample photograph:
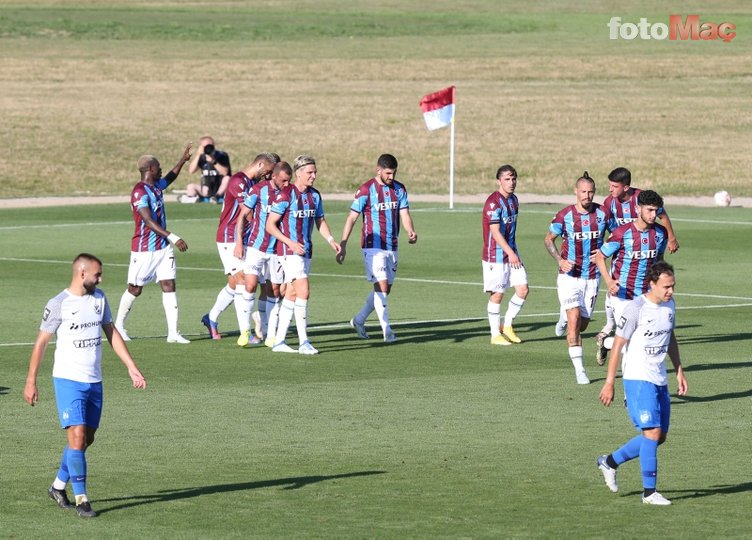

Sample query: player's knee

[128,285,143,297]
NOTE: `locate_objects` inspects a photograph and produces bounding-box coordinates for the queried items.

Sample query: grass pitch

[1,199,750,537]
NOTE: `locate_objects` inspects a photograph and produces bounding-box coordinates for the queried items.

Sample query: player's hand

[599,383,615,407]
[24,381,38,406]
[508,253,522,269]
[558,259,574,273]
[329,240,342,254]
[408,230,418,244]
[607,281,619,296]
[288,241,306,256]
[182,143,193,162]
[175,239,188,252]
[129,368,147,389]
[233,244,245,260]
[668,237,680,253]
[588,249,599,263]
[336,246,346,264]
[676,370,688,396]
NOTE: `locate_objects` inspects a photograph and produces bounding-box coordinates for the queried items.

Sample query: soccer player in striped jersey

[115,144,192,343]
[596,167,679,356]
[596,189,668,335]
[482,164,529,346]
[200,153,277,345]
[597,261,687,506]
[544,172,611,384]
[233,161,292,348]
[265,155,341,355]
[337,154,418,343]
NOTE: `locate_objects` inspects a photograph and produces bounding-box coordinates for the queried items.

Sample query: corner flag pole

[449,117,455,209]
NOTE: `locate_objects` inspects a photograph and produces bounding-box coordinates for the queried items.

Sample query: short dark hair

[608,167,631,186]
[273,161,292,176]
[647,260,674,283]
[377,154,398,170]
[496,164,517,179]
[638,189,664,208]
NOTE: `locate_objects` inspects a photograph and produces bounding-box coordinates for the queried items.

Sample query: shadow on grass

[95,470,386,515]
[668,481,752,500]
[672,388,752,404]
[684,361,752,372]
[679,332,752,345]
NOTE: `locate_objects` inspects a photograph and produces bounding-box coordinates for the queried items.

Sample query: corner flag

[419,86,457,208]
[419,86,456,131]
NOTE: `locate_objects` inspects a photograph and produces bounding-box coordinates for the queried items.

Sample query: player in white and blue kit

[24,254,147,518]
[596,261,687,506]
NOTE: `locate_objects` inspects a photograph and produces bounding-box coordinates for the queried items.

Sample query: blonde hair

[137,155,157,172]
[293,155,316,173]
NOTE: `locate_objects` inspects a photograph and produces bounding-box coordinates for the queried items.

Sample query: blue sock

[639,437,659,490]
[612,434,642,466]
[56,445,70,483]
[67,449,87,497]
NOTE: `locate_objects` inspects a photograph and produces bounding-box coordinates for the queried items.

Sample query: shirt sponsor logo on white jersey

[74,337,102,348]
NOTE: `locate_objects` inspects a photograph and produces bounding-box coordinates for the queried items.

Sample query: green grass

[1,0,751,198]
[1,200,751,537]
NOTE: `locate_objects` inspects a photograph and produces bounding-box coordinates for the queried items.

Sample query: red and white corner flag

[419,86,456,131]
[419,86,457,208]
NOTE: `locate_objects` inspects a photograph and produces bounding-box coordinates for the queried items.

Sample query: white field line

[3,303,752,348]
[1,208,751,231]
[1,257,751,302]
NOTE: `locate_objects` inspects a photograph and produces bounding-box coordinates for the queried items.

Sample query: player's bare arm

[337,210,360,264]
[103,323,147,389]
[265,212,305,256]
[667,331,687,395]
[658,210,679,253]
[599,335,628,406]
[137,207,188,252]
[595,250,617,295]
[234,205,252,259]
[316,217,341,254]
[544,231,573,273]
[400,208,418,244]
[163,143,193,187]
[24,330,54,406]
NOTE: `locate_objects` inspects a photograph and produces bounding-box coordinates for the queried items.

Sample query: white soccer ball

[603,336,615,350]
[714,190,732,207]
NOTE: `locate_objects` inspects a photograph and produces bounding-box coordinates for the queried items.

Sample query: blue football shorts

[623,379,670,433]
[53,378,103,429]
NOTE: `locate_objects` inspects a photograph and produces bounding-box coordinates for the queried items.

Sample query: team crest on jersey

[668,313,674,323]
[617,315,627,329]
[639,410,652,424]
[583,219,590,226]
[95,303,102,315]
[642,237,649,244]
[43,307,50,321]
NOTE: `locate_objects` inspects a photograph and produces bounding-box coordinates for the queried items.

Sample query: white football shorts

[557,273,600,319]
[279,254,311,283]
[482,260,527,293]
[217,242,244,276]
[242,247,271,283]
[127,246,176,286]
[362,248,398,284]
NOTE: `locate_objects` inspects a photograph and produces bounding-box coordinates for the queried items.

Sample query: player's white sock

[503,294,525,328]
[237,290,255,333]
[569,346,585,372]
[274,298,295,345]
[600,295,615,334]
[258,295,268,334]
[373,291,390,334]
[162,291,179,336]
[266,297,281,344]
[487,300,501,337]
[116,290,137,328]
[294,298,309,343]
[354,292,375,325]
[210,285,235,322]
